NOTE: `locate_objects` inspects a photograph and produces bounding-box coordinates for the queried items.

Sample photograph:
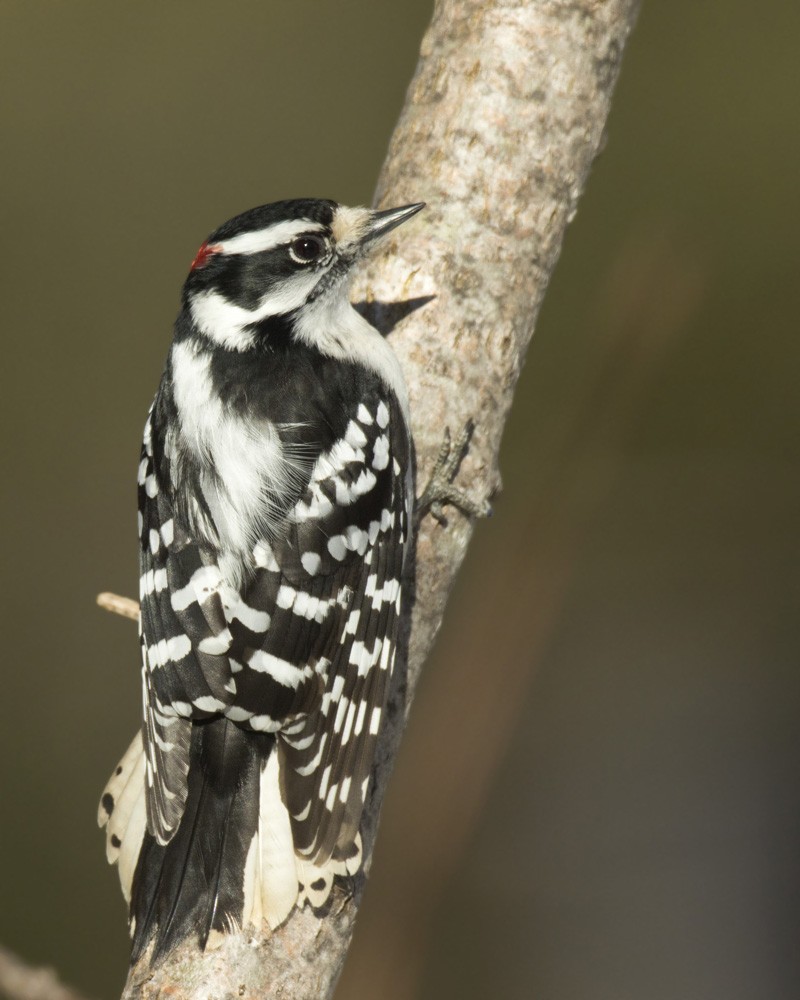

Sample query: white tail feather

[101,733,363,932]
[245,751,300,930]
[98,732,148,902]
[241,751,361,931]
[117,790,148,903]
[97,731,143,828]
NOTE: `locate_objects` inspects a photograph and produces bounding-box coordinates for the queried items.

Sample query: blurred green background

[1,2,798,998]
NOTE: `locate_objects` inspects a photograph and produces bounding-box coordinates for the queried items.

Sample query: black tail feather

[130,719,274,964]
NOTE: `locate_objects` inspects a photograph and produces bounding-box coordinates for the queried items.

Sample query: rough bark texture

[122,0,640,996]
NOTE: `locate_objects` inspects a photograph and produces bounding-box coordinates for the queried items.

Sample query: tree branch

[0,946,93,1000]
[340,228,704,999]
[121,0,640,996]
[97,592,139,622]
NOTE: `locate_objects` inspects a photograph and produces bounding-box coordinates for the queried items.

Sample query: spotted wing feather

[138,392,410,874]
[138,408,237,843]
[273,399,410,865]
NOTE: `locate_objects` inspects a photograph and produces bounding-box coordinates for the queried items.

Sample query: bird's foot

[415,420,493,529]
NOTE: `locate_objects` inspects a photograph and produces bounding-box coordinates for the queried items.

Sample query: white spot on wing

[295,734,327,776]
[345,420,368,449]
[222,591,271,632]
[319,764,332,799]
[226,706,253,722]
[327,535,347,561]
[292,800,312,822]
[170,565,222,612]
[340,702,357,745]
[330,675,345,703]
[198,629,233,654]
[354,701,367,737]
[193,695,226,712]
[301,552,321,575]
[344,609,361,635]
[372,434,390,470]
[250,713,281,732]
[276,585,295,609]
[345,525,368,555]
[247,650,307,688]
[146,634,191,669]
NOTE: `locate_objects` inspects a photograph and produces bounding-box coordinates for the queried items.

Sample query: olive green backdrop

[1,3,797,999]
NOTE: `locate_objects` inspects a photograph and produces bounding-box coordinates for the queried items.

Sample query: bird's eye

[288,235,327,265]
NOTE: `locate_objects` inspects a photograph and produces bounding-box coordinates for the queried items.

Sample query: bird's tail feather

[128,719,267,962]
[99,721,361,965]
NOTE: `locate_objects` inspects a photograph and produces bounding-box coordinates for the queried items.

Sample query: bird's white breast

[170,340,301,573]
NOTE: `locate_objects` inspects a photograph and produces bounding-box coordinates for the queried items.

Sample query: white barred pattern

[128,380,409,932]
[97,199,426,964]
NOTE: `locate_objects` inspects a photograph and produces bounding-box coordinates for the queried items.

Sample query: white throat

[292,293,409,422]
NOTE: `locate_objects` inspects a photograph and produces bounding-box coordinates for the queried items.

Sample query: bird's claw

[415,420,493,529]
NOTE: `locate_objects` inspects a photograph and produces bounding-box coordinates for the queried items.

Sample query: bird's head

[182,198,424,351]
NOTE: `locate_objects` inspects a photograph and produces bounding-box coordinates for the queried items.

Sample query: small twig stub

[96,592,139,622]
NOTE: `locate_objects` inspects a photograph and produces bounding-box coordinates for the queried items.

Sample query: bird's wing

[137,407,237,844]
[138,394,411,862]
[266,399,412,866]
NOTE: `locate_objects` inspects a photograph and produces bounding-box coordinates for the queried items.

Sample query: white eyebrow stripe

[216,220,326,256]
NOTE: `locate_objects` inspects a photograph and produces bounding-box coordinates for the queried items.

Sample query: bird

[98,197,424,963]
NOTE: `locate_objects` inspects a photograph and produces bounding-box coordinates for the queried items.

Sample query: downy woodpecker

[98,198,423,961]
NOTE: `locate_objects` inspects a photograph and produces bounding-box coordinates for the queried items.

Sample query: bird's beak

[362,203,426,245]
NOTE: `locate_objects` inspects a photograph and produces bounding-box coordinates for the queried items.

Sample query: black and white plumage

[98,198,422,961]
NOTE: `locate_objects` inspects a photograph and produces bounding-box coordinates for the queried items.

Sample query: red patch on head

[190,241,221,271]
